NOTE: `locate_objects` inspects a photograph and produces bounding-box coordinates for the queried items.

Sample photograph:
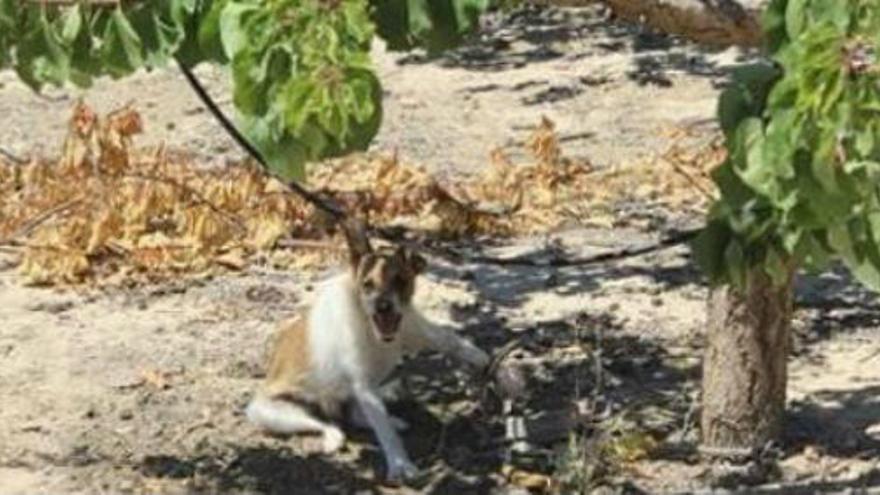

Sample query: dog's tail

[245,394,312,434]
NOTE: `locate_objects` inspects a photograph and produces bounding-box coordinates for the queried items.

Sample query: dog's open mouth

[373,312,401,342]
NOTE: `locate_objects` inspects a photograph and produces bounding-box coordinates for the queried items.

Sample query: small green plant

[554,433,605,494]
[0,0,490,181]
[553,415,657,493]
[694,0,880,290]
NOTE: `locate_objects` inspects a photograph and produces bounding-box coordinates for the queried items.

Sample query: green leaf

[197,0,229,63]
[407,0,433,36]
[762,108,797,180]
[238,112,308,182]
[168,0,197,26]
[828,221,858,265]
[127,5,183,67]
[337,68,382,150]
[764,246,790,286]
[833,219,880,291]
[327,108,349,144]
[844,160,880,176]
[691,221,732,286]
[219,1,259,59]
[231,49,269,115]
[850,257,880,292]
[283,78,318,132]
[855,130,875,158]
[101,8,144,77]
[67,8,102,87]
[867,211,880,247]
[732,117,780,199]
[785,0,806,40]
[59,4,83,44]
[718,87,751,138]
[810,134,841,193]
[782,228,802,253]
[372,0,490,54]
[809,0,851,32]
[797,231,831,272]
[16,9,71,89]
[762,0,789,52]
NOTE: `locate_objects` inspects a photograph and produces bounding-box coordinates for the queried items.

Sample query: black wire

[174,57,346,222]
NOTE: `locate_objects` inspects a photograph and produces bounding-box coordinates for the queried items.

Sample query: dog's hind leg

[246,395,345,453]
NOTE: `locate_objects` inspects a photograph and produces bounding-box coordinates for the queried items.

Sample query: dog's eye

[362,279,376,291]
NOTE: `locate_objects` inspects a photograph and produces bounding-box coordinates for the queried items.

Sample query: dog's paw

[321,426,346,454]
[390,415,410,432]
[385,457,420,484]
[464,345,491,373]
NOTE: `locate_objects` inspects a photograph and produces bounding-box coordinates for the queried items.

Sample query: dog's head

[342,219,426,343]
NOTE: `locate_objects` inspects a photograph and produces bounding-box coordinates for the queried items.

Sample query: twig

[171,418,213,446]
[859,347,880,363]
[0,147,26,165]
[275,238,344,250]
[592,316,605,402]
[677,389,699,442]
[0,199,82,245]
[662,156,717,201]
[697,444,755,460]
[121,172,246,234]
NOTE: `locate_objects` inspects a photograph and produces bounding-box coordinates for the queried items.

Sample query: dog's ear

[341,218,373,269]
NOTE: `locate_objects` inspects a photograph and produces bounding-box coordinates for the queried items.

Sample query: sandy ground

[1,5,880,494]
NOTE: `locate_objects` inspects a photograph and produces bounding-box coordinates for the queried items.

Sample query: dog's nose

[376,299,393,314]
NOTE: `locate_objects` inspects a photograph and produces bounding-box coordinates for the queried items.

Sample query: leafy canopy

[0,0,490,180]
[693,0,880,290]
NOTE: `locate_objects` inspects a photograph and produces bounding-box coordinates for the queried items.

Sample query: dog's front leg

[352,382,419,483]
[409,314,490,372]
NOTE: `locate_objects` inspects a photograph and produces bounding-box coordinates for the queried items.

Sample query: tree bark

[701,267,794,457]
[593,0,769,48]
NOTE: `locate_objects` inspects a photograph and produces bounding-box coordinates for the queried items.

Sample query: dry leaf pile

[0,102,722,286]
[315,117,722,235]
[311,151,506,237]
[0,101,323,286]
[316,117,597,235]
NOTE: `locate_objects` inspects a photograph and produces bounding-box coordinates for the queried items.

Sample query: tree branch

[598,0,768,48]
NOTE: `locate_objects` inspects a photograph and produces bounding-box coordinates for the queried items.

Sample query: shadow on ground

[396,3,745,98]
[132,243,880,493]
[140,447,375,495]
[787,385,880,458]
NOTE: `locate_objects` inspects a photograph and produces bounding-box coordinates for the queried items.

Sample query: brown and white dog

[246,219,490,483]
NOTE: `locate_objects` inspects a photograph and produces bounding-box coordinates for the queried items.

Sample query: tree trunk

[701,267,794,457]
[597,0,769,48]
